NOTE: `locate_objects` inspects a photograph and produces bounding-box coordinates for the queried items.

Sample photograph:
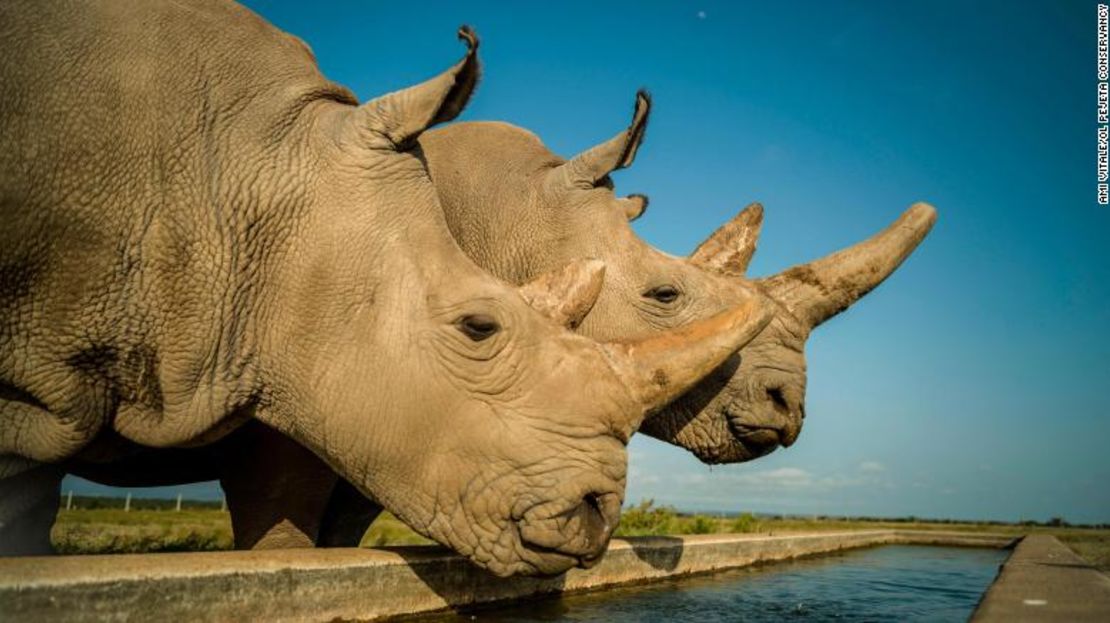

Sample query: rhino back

[0,0,353,453]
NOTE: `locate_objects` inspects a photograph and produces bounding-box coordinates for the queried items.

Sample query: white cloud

[713,466,815,489]
[760,467,813,485]
[859,461,885,473]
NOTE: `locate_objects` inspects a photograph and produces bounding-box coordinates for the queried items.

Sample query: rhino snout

[726,381,806,454]
[516,490,622,568]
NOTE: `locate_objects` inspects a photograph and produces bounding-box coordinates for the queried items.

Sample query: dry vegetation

[51,498,1110,571]
[53,508,232,554]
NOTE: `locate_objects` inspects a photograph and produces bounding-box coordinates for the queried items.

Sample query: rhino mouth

[723,410,784,459]
[514,490,621,571]
[513,533,582,574]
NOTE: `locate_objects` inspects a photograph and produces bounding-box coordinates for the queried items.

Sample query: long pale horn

[759,202,937,328]
[689,202,764,276]
[604,293,773,433]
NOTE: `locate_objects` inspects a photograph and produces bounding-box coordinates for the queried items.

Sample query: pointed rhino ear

[518,259,606,329]
[554,90,651,189]
[689,202,763,276]
[620,194,649,221]
[353,26,480,150]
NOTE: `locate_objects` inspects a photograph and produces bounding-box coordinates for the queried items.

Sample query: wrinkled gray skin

[0,1,775,576]
[53,93,935,553]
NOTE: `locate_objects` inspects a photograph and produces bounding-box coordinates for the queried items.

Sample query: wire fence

[61,493,227,512]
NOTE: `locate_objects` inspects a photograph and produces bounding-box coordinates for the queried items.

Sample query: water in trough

[433,544,1007,622]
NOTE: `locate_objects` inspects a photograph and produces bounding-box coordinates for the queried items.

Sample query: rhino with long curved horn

[420,91,936,464]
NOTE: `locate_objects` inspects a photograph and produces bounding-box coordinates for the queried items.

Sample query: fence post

[221,496,226,512]
[65,490,73,511]
[124,492,131,512]
[176,493,182,512]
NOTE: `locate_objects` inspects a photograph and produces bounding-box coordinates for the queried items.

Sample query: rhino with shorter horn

[0,0,774,576]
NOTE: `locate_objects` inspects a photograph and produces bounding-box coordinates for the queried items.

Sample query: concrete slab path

[972,534,1110,622]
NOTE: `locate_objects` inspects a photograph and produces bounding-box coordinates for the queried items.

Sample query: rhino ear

[689,203,763,276]
[518,259,606,329]
[619,194,649,221]
[354,26,480,150]
[554,90,651,189]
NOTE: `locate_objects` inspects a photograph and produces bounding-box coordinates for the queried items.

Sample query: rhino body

[292,94,937,546]
[0,1,773,576]
[61,92,936,552]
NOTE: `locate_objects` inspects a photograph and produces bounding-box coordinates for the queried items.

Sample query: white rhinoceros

[423,91,937,464]
[301,92,938,545]
[0,1,774,576]
[64,92,936,553]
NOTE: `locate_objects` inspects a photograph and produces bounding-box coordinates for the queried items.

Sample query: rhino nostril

[584,491,601,514]
[766,386,790,414]
[582,492,606,538]
[580,492,620,555]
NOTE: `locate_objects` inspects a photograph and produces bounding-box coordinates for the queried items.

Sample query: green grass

[358,513,435,547]
[52,508,233,554]
[50,499,1110,572]
[50,506,436,554]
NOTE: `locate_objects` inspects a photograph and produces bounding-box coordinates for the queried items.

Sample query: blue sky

[68,1,1110,523]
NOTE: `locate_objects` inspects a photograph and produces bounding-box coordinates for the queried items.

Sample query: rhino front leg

[316,477,381,547]
[0,457,63,555]
[219,421,340,549]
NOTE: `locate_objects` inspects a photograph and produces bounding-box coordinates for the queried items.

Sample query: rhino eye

[456,314,500,341]
[644,285,680,304]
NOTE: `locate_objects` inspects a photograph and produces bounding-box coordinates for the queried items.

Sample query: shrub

[615,499,678,536]
[729,512,760,533]
[684,515,716,535]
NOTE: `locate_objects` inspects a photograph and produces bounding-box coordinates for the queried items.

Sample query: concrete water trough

[1,529,1106,621]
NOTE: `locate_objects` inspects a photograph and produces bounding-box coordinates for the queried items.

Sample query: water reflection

[428,545,1007,622]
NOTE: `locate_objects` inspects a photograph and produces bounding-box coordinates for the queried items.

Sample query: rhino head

[421,91,936,464]
[252,37,771,575]
[673,199,936,461]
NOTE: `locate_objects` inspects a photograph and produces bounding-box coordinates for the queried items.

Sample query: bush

[683,515,716,535]
[729,512,760,533]
[615,499,678,536]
